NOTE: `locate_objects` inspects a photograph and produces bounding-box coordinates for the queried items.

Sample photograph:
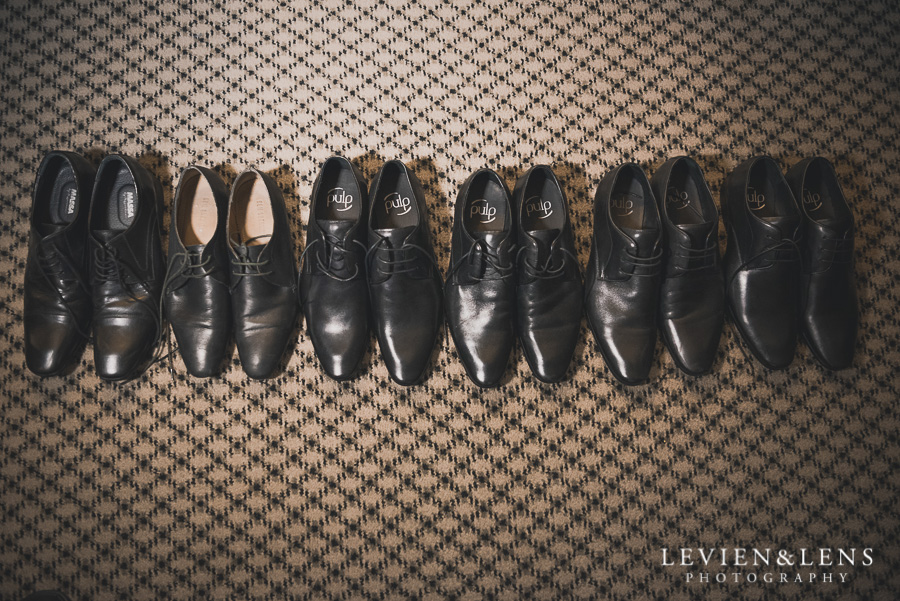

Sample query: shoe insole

[521,170,565,232]
[665,163,708,226]
[371,163,418,230]
[177,173,217,246]
[231,175,273,246]
[610,170,647,231]
[36,159,78,235]
[97,161,138,232]
[464,175,506,235]
[315,161,361,222]
[801,160,844,223]
[746,160,792,222]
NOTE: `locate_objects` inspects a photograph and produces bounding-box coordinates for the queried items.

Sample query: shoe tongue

[761,214,800,235]
[37,222,66,239]
[235,243,266,261]
[186,243,206,256]
[376,226,415,248]
[527,229,559,265]
[620,227,658,257]
[677,222,713,248]
[473,231,504,249]
[94,229,122,243]
[320,219,355,241]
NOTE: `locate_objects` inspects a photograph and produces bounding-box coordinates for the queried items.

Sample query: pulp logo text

[327,187,353,212]
[525,196,552,219]
[384,193,412,216]
[470,199,496,224]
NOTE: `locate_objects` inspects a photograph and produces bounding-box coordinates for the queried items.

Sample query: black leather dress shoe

[367,160,442,385]
[228,168,298,379]
[586,163,662,385]
[24,151,95,376]
[786,157,858,369]
[650,157,724,376]
[514,165,582,383]
[299,157,369,381]
[163,166,231,377]
[89,154,166,381]
[722,156,802,369]
[445,168,515,388]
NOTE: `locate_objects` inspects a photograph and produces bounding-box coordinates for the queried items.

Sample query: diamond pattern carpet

[1,0,899,600]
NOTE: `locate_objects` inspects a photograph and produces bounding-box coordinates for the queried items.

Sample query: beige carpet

[1,0,898,599]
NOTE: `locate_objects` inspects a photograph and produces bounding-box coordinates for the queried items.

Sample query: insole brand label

[65,187,77,215]
[123,190,135,219]
[803,190,823,211]
[327,187,353,212]
[612,193,637,217]
[666,187,691,210]
[747,187,766,211]
[470,198,497,224]
[384,192,411,215]
[525,196,553,219]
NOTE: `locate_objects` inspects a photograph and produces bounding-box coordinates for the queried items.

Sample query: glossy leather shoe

[722,156,801,369]
[367,160,442,385]
[24,151,95,376]
[228,168,298,379]
[651,157,724,376]
[786,157,858,369]
[89,154,165,381]
[299,157,369,381]
[514,165,582,383]
[163,166,231,377]
[586,163,662,385]
[445,168,515,388]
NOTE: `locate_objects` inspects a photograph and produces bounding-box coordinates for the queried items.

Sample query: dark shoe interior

[34,156,78,235]
[93,159,137,232]
[665,159,713,226]
[802,159,850,223]
[371,162,418,231]
[520,167,564,233]
[464,171,507,236]
[610,165,657,231]
[229,173,273,246]
[746,159,794,221]
[315,159,361,223]
[176,170,218,246]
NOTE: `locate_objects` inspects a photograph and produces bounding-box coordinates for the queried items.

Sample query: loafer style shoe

[299,157,369,381]
[445,168,516,388]
[24,151,95,376]
[228,168,298,379]
[786,157,858,369]
[89,154,166,381]
[651,157,724,376]
[586,163,662,385]
[722,156,802,369]
[163,166,231,377]
[367,160,442,385]
[514,165,582,383]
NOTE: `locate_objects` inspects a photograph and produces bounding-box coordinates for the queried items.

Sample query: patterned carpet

[1,0,898,599]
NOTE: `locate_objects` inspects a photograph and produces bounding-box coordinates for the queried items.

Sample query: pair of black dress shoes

[585,158,725,384]
[299,158,442,385]
[164,167,298,379]
[24,151,165,380]
[445,166,583,387]
[722,156,857,370]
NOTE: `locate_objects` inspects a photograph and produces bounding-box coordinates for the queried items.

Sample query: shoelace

[516,243,580,280]
[300,234,366,282]
[366,237,438,278]
[231,235,273,278]
[620,246,663,277]
[446,239,515,282]
[818,236,853,266]
[672,242,717,273]
[36,243,92,339]
[93,241,165,359]
[727,235,801,292]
